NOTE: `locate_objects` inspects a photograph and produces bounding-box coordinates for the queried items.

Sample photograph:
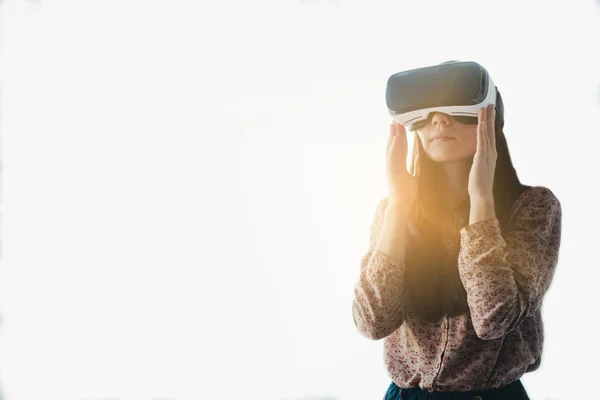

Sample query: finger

[387,122,395,153]
[476,107,484,155]
[396,121,407,136]
[488,104,496,152]
[411,131,418,157]
[397,122,408,162]
[389,135,406,178]
[412,137,420,176]
[387,134,395,173]
[408,136,418,175]
[389,121,404,146]
[487,105,493,151]
[481,107,488,150]
[389,125,409,179]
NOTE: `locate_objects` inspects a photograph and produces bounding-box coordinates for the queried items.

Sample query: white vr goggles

[385,61,497,131]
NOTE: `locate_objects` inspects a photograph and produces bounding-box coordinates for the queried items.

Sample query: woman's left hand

[468,104,497,201]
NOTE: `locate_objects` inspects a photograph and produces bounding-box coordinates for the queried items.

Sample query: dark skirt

[384,379,530,400]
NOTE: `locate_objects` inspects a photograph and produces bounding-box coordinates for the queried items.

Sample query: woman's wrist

[469,196,496,225]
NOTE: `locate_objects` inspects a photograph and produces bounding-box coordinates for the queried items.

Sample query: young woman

[352,92,562,400]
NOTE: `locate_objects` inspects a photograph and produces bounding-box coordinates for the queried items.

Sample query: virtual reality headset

[385,61,497,131]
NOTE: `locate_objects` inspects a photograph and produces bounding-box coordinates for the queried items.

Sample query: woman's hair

[403,90,532,323]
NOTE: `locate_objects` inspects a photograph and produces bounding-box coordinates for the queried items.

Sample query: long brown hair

[404,90,531,323]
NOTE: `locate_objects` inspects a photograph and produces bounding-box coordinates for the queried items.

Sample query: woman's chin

[430,153,471,163]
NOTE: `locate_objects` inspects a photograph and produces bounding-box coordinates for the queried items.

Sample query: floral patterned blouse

[352,186,562,392]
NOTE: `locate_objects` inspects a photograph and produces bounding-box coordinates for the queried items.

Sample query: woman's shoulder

[514,185,560,210]
[507,185,561,227]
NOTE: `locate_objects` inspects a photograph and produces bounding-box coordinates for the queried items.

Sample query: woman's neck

[439,158,472,209]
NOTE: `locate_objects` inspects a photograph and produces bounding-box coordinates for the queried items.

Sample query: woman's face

[414,112,478,163]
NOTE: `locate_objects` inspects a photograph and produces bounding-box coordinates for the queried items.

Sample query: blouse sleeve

[457,186,562,340]
[352,198,408,340]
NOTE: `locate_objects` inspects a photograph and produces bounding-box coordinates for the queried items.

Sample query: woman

[352,89,562,399]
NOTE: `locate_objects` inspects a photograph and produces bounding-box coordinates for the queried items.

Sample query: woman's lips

[432,137,455,142]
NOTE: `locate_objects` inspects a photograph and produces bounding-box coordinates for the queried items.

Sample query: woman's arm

[352,198,409,340]
[458,186,562,340]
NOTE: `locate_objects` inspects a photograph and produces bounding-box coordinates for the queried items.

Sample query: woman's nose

[431,112,451,127]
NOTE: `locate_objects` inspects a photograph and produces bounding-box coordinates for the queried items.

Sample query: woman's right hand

[386,121,419,217]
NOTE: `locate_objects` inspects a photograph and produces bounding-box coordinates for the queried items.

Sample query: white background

[0,0,599,399]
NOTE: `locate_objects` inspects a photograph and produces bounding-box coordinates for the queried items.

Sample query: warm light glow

[0,1,598,399]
